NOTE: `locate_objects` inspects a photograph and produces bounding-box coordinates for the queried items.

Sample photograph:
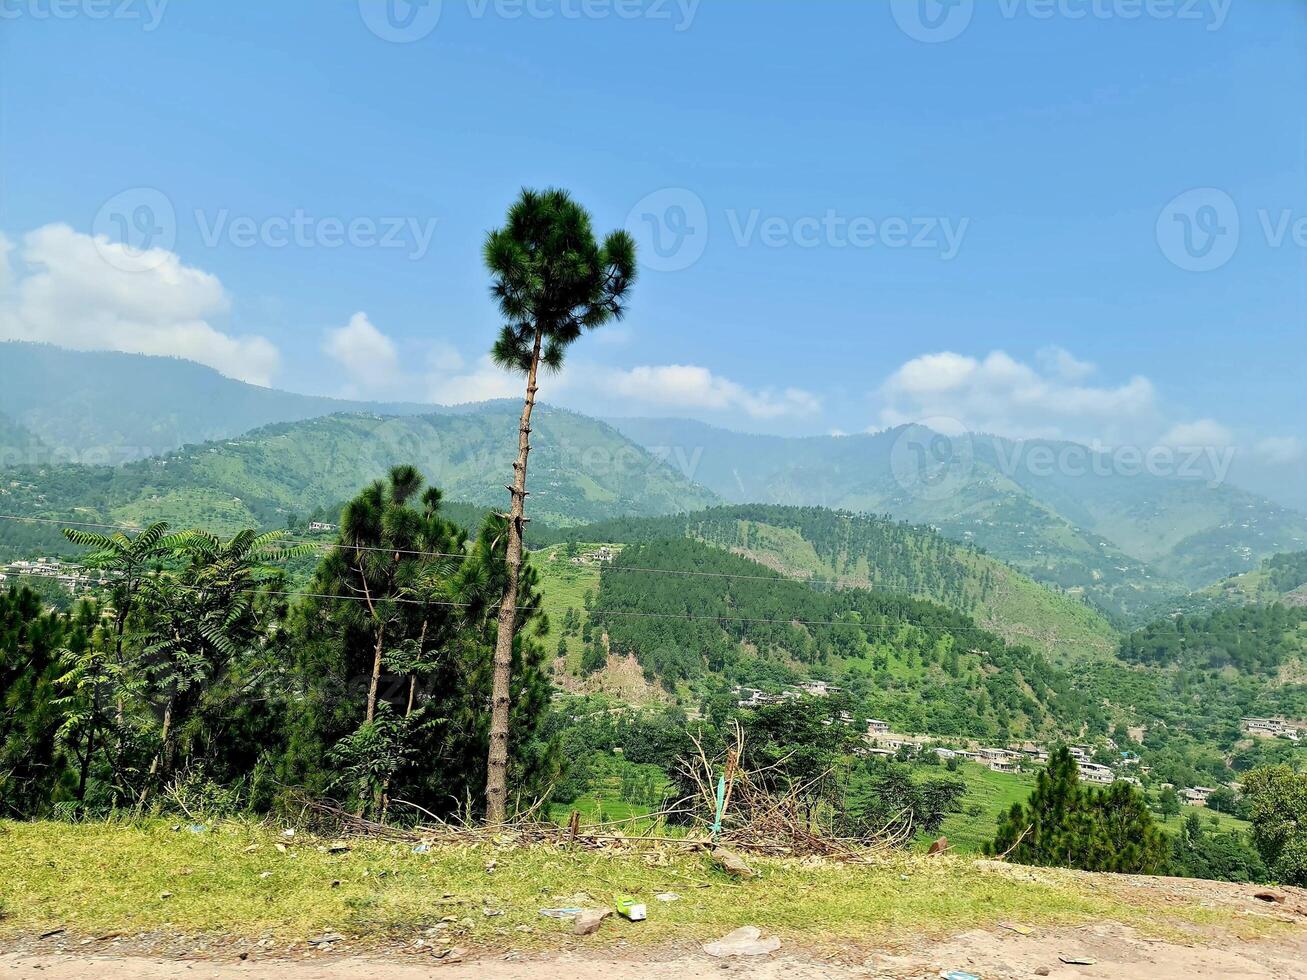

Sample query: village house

[1183,786,1216,807]
[1077,761,1116,785]
[1243,717,1303,740]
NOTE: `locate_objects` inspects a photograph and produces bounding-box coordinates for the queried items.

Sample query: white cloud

[878,349,1157,445]
[1254,435,1304,465]
[1036,345,1096,382]
[428,355,528,404]
[1159,419,1234,448]
[324,312,402,396]
[0,224,280,386]
[602,364,821,420]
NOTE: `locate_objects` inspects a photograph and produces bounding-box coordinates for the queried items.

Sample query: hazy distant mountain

[609,417,1307,620]
[0,404,719,559]
[0,342,434,463]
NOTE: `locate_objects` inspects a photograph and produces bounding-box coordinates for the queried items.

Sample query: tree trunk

[136,697,173,808]
[485,328,542,824]
[366,622,386,724]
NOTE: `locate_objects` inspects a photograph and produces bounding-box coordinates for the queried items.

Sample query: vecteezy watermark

[92,187,440,271]
[889,421,1240,501]
[0,0,169,30]
[992,438,1237,486]
[358,0,698,43]
[889,0,1231,44]
[1156,188,1307,273]
[625,187,969,273]
[890,419,976,502]
[92,187,178,272]
[625,188,709,273]
[357,0,443,42]
[193,210,439,260]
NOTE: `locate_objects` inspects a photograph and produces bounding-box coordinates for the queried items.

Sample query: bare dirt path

[3,921,1306,980]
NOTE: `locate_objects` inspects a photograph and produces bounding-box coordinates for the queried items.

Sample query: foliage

[592,538,1100,740]
[279,468,559,819]
[1241,764,1307,886]
[0,469,558,823]
[535,504,1117,659]
[1167,812,1267,883]
[989,746,1168,874]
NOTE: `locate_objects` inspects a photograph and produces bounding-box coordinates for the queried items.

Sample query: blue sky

[0,0,1303,501]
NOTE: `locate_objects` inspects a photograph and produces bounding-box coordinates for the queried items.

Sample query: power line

[2,514,1271,644]
[0,513,954,587]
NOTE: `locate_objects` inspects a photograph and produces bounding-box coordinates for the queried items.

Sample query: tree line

[0,467,556,821]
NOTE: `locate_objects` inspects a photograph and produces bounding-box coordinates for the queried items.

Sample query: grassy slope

[711,518,1118,661]
[529,545,605,673]
[931,763,1251,855]
[932,763,1039,853]
[0,820,1249,948]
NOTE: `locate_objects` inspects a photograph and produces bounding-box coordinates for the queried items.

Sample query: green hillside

[610,418,1307,620]
[1071,603,1307,791]
[0,342,440,463]
[586,538,1103,741]
[535,505,1119,661]
[0,407,717,559]
[1149,551,1307,619]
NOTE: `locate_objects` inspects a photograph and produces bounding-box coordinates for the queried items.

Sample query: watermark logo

[92,187,441,264]
[890,0,974,43]
[1156,187,1240,272]
[92,187,177,273]
[890,418,975,502]
[890,0,1231,43]
[0,0,170,31]
[626,188,969,273]
[358,0,443,42]
[626,187,709,273]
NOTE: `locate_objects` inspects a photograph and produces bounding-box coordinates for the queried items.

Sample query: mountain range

[3,343,1305,625]
[609,417,1307,620]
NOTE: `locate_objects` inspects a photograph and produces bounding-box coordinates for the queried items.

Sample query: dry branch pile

[287,723,907,862]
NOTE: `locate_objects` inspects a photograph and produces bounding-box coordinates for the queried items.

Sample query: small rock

[703,926,781,957]
[573,908,611,936]
[1059,954,1097,965]
[1253,890,1286,903]
[1035,969,1050,977]
[926,836,950,856]
[711,847,756,879]
[308,932,344,946]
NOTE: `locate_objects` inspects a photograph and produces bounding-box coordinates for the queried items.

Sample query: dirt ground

[4,867,1306,979]
[3,922,1306,980]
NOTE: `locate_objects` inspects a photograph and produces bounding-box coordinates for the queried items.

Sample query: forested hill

[1148,552,1307,619]
[1082,602,1307,760]
[1120,603,1307,676]
[588,538,1102,741]
[0,408,718,559]
[537,505,1118,660]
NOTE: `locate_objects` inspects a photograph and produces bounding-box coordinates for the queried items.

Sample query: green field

[926,763,1251,854]
[929,762,1037,853]
[529,544,609,671]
